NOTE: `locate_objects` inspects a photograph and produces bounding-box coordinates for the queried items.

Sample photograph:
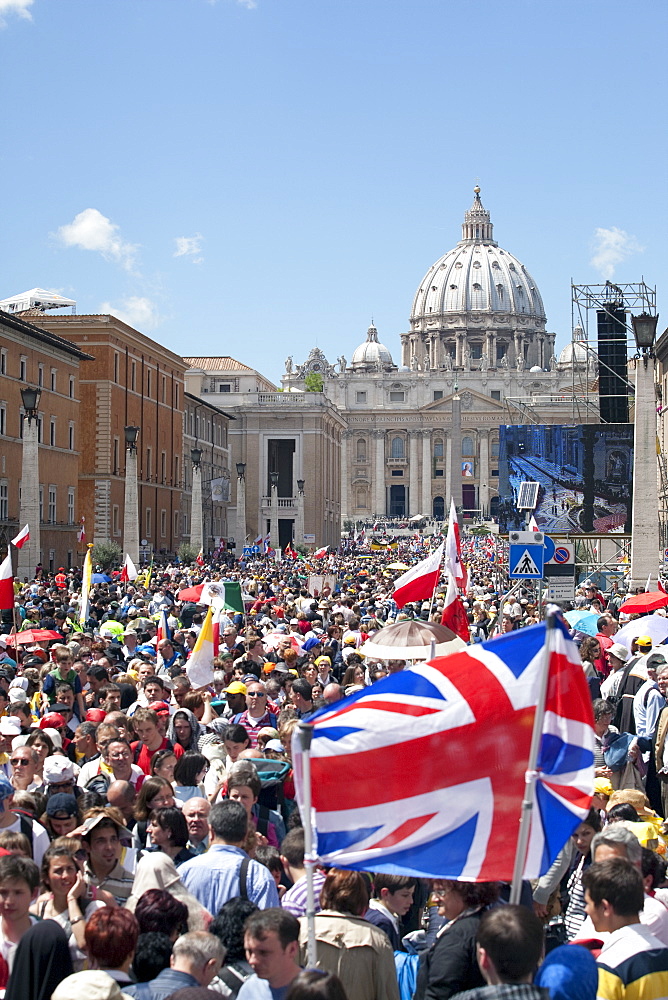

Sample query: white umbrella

[359,619,466,661]
[616,615,668,651]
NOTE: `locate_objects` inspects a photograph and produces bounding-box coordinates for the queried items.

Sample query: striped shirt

[85,859,135,905]
[597,923,668,1000]
[281,870,327,918]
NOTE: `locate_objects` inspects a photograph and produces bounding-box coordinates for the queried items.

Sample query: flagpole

[296,721,318,968]
[509,611,556,904]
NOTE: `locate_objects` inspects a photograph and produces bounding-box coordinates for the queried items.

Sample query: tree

[91,541,122,571]
[178,543,199,564]
[304,372,323,392]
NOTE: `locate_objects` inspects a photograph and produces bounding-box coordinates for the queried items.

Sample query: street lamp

[297,479,305,493]
[123,425,140,565]
[190,446,204,558]
[296,478,305,546]
[17,386,42,580]
[235,462,246,551]
[236,462,246,479]
[630,310,660,589]
[269,471,279,551]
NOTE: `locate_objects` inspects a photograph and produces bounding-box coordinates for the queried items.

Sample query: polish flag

[0,552,14,611]
[313,546,329,559]
[528,515,539,532]
[392,542,444,609]
[440,571,470,643]
[10,525,29,550]
[119,553,138,583]
[444,499,468,590]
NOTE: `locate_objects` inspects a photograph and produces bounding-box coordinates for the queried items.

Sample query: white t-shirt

[4,814,50,867]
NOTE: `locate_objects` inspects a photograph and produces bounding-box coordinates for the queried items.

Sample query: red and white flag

[196,549,205,566]
[392,542,444,609]
[528,515,539,532]
[0,552,14,611]
[120,553,138,582]
[445,499,468,590]
[77,518,86,544]
[440,572,470,643]
[313,546,329,559]
[659,579,668,595]
[11,525,29,550]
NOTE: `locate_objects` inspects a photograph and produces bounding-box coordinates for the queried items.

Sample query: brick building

[0,310,91,568]
[182,391,234,552]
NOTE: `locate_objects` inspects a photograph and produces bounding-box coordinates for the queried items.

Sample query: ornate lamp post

[190,447,203,557]
[630,311,659,590]
[123,426,140,566]
[296,478,305,547]
[269,470,279,551]
[17,386,41,580]
[235,462,246,553]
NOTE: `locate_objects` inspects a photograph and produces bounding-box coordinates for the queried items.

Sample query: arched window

[433,496,445,520]
[356,438,366,462]
[356,487,367,509]
[462,436,475,457]
[391,436,405,459]
[433,438,444,459]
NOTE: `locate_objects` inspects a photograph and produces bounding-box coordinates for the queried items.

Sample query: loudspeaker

[597,306,629,423]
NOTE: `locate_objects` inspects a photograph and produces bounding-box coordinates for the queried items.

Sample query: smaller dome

[351,323,394,369]
[529,365,543,372]
[558,324,592,368]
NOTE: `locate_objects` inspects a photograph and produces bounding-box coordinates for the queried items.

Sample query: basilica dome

[351,323,394,369]
[409,188,545,327]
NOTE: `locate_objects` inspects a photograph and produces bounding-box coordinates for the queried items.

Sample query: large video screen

[497,424,633,534]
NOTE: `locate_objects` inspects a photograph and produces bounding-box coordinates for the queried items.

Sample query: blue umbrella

[92,573,111,584]
[564,610,599,637]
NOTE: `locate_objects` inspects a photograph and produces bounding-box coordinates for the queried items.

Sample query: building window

[433,438,444,459]
[160,509,167,537]
[218,383,232,393]
[68,488,75,524]
[496,344,507,362]
[113,353,119,383]
[50,369,57,391]
[69,423,75,450]
[433,390,443,400]
[38,364,44,387]
[470,344,483,360]
[462,436,475,456]
[37,414,43,443]
[356,391,367,403]
[356,487,367,508]
[356,439,366,462]
[491,439,500,460]
[19,357,27,381]
[0,405,5,436]
[0,350,6,375]
[0,482,7,521]
[391,436,405,459]
[146,448,152,480]
[491,390,501,401]
[69,376,75,398]
[182,512,188,535]
[49,418,56,447]
[174,510,180,537]
[391,469,403,477]
[146,508,152,538]
[131,361,136,391]
[435,468,444,477]
[48,486,56,523]
[174,455,180,487]
[389,391,405,402]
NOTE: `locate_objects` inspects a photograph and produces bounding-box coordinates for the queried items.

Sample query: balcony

[261,496,297,509]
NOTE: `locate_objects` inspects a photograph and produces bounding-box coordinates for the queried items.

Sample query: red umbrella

[5,629,63,645]
[619,591,668,614]
[177,584,205,603]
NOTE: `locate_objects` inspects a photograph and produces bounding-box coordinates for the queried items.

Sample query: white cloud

[56,208,139,273]
[99,296,161,331]
[207,0,257,8]
[173,233,204,263]
[590,227,643,280]
[0,0,33,28]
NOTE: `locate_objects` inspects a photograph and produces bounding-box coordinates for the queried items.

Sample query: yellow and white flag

[186,605,215,689]
[79,544,94,624]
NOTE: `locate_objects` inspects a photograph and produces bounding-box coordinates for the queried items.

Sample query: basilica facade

[282,188,583,523]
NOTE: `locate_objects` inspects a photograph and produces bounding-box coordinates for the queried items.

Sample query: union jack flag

[294,617,595,880]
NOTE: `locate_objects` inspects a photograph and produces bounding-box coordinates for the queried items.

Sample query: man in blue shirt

[237,909,302,1000]
[125,930,224,1000]
[179,800,279,913]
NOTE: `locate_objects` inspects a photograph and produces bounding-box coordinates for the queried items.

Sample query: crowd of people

[0,543,665,1000]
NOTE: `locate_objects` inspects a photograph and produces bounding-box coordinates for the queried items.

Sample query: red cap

[85,708,107,724]
[40,712,66,730]
[148,700,171,717]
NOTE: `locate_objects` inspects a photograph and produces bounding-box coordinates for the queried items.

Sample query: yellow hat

[593,777,613,797]
[636,635,653,648]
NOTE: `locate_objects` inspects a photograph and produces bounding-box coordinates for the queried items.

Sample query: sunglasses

[10,758,30,766]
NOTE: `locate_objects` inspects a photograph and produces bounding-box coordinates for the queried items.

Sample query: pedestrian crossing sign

[509,543,544,579]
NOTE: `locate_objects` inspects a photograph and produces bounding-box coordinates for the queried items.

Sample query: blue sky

[2,0,666,384]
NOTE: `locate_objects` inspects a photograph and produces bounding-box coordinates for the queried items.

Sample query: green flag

[220,580,244,615]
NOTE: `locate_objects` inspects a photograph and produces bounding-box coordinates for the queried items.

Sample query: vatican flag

[186,605,215,689]
[79,545,94,624]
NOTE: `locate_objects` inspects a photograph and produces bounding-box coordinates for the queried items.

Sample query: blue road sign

[543,535,556,564]
[509,542,545,579]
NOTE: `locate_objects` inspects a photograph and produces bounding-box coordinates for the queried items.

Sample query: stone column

[373,430,385,516]
[191,463,204,555]
[235,472,246,551]
[341,432,350,520]
[421,430,431,515]
[270,484,279,549]
[479,430,490,516]
[445,433,452,509]
[630,355,660,589]
[123,447,140,567]
[409,431,420,514]
[296,487,305,546]
[450,393,462,508]
[17,417,40,581]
